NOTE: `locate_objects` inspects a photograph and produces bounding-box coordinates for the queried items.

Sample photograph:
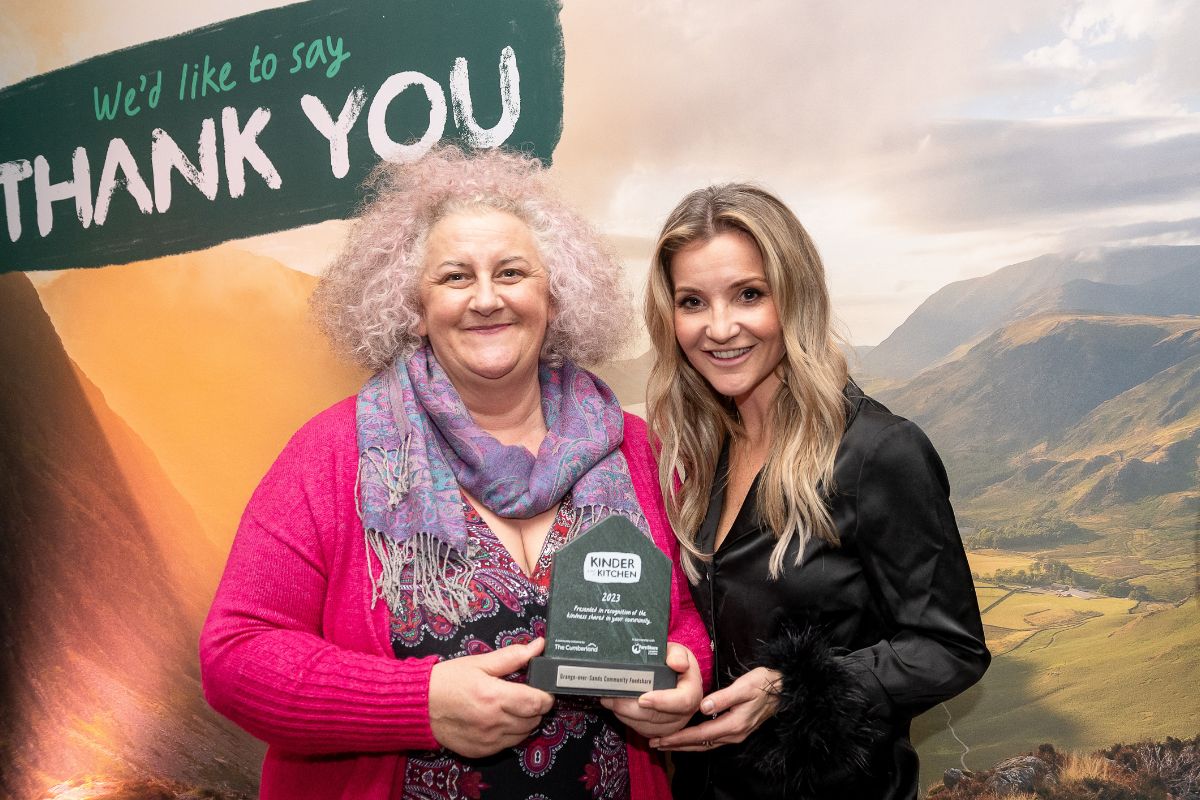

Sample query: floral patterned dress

[391,495,631,800]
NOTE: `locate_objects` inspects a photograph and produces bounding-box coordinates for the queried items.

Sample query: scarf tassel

[366,528,478,625]
[359,431,479,625]
[356,433,412,515]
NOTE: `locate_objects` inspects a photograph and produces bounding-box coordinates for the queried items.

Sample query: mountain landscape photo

[867,246,1199,603]
[857,245,1200,785]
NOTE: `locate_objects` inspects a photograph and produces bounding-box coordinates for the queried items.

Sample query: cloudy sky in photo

[4,0,1198,343]
[553,0,1200,343]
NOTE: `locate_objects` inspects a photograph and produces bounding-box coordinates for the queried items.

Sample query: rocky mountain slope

[0,273,260,800]
[36,249,367,550]
[863,245,1200,380]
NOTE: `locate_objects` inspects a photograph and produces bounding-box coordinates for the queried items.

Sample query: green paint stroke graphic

[0,0,564,273]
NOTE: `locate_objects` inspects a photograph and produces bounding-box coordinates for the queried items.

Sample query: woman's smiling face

[670,230,785,409]
[417,208,552,391]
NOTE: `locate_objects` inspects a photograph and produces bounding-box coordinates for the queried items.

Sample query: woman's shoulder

[242,395,360,530]
[838,382,941,471]
[296,395,358,440]
[266,395,358,478]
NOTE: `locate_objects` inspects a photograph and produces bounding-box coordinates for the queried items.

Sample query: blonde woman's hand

[600,641,703,738]
[428,638,554,758]
[649,666,781,751]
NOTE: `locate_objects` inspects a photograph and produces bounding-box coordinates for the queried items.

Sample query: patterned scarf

[357,344,648,622]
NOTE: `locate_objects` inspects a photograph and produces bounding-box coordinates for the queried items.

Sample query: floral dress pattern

[392,495,631,800]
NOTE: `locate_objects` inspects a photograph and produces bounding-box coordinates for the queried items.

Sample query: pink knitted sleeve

[199,399,440,755]
[622,413,714,691]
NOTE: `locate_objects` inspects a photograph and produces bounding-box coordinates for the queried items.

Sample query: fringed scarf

[357,344,649,623]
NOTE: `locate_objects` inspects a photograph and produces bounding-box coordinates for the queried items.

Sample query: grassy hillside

[0,273,260,799]
[1049,353,1200,461]
[914,595,1199,783]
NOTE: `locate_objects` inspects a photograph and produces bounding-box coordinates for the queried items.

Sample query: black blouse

[672,387,990,800]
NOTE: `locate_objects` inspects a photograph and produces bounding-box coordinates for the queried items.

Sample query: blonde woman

[644,184,989,799]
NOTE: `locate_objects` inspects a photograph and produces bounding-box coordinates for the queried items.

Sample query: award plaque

[528,516,677,697]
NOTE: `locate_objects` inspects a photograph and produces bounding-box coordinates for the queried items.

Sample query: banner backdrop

[1,2,1198,799]
[0,0,562,271]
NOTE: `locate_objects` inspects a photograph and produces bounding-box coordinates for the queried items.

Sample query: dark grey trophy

[528,516,677,697]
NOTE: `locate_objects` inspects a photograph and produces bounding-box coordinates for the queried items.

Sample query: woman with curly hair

[642,183,989,799]
[200,146,710,800]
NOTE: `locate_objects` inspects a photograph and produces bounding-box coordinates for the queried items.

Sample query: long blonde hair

[645,184,849,581]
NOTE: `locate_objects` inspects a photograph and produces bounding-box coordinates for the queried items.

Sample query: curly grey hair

[311,146,633,371]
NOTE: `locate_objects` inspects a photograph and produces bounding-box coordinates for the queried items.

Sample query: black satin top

[672,387,990,800]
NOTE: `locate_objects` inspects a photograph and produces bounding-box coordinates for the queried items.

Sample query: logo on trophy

[528,516,677,697]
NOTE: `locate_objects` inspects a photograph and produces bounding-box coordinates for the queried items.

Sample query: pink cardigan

[200,398,712,799]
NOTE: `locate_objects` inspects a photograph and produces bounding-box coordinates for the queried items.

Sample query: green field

[973,585,1008,609]
[978,590,1132,634]
[914,593,1199,792]
[966,550,1037,577]
[960,492,1197,602]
